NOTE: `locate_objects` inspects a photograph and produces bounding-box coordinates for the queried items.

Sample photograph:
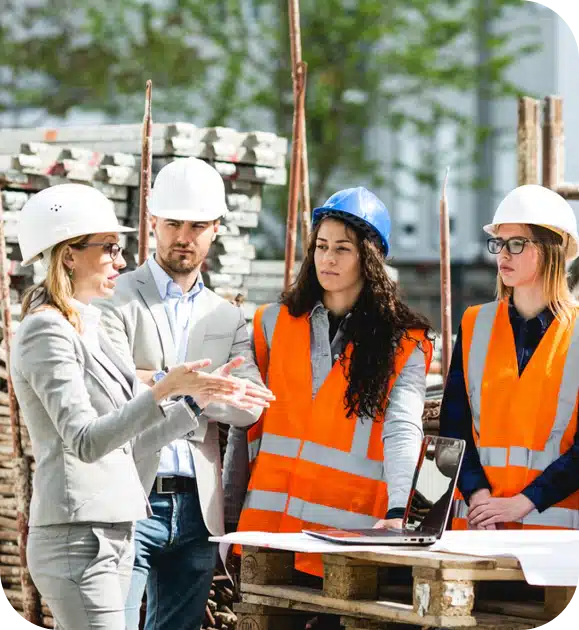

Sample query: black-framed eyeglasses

[487,237,539,255]
[71,242,124,260]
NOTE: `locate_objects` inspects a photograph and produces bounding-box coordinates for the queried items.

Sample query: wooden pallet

[235,546,575,629]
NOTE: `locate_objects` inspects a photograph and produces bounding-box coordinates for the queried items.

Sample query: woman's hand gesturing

[152,359,240,403]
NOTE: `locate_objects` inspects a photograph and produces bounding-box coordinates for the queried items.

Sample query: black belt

[154,476,197,495]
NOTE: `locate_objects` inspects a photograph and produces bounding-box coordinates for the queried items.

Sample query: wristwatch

[151,367,204,416]
[151,367,169,384]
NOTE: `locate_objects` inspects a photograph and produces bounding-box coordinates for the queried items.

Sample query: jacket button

[123,445,130,454]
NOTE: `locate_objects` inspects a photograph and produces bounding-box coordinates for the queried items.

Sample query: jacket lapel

[97,331,135,399]
[135,263,177,367]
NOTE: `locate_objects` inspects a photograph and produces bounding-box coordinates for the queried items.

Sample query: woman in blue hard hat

[224,186,434,576]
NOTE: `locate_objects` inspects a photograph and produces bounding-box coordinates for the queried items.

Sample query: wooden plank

[241,583,476,627]
[413,566,525,582]
[476,599,554,622]
[340,549,509,571]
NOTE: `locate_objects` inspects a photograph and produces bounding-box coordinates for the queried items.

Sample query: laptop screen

[402,435,465,535]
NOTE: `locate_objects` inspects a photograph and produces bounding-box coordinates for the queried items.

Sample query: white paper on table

[210,530,579,587]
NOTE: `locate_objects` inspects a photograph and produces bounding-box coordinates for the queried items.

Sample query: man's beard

[160,249,201,274]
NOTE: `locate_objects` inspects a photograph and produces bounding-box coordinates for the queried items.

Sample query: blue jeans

[125,488,218,630]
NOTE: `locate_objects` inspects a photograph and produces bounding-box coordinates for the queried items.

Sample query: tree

[0,0,539,207]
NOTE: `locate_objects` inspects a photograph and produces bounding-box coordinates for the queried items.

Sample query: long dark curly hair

[282,216,433,420]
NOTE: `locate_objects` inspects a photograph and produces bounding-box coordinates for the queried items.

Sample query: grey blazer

[95,263,263,536]
[10,309,199,527]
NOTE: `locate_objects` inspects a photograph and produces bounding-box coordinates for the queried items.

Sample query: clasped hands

[466,489,535,529]
[147,356,275,411]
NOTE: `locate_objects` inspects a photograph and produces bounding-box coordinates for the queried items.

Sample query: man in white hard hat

[96,158,269,630]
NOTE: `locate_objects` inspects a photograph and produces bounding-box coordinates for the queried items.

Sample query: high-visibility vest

[237,303,432,575]
[452,299,579,530]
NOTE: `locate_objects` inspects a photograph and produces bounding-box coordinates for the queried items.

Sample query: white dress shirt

[148,255,204,478]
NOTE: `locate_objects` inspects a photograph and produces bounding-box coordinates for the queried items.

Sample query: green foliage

[0,0,539,207]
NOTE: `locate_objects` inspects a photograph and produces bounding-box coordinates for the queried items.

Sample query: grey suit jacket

[95,262,263,535]
[10,309,199,527]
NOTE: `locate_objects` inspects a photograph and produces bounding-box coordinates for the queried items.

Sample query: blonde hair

[496,225,578,324]
[21,234,91,332]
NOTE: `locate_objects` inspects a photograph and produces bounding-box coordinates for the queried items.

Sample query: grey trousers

[27,522,135,630]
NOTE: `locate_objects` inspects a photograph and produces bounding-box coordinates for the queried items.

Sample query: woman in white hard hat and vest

[440,184,579,530]
[224,187,434,577]
[11,184,264,630]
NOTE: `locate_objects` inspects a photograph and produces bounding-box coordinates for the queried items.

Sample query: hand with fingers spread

[151,359,242,405]
[201,355,275,411]
[468,493,535,529]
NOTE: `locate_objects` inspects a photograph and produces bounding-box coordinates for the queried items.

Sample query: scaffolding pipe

[138,80,153,265]
[439,167,452,383]
[287,0,311,262]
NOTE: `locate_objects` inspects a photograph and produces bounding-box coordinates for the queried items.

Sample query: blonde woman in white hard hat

[440,184,579,531]
[10,183,270,630]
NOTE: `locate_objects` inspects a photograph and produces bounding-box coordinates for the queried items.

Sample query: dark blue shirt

[439,301,579,512]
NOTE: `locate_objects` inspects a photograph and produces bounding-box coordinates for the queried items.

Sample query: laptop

[303,434,465,545]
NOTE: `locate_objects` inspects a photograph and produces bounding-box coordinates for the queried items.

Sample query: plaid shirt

[439,301,579,512]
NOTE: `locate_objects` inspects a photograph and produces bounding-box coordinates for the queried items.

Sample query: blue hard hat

[312,187,391,256]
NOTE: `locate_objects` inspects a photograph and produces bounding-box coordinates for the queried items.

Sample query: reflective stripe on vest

[243,491,379,528]
[454,498,579,529]
[255,420,383,480]
[467,303,579,476]
[247,303,282,464]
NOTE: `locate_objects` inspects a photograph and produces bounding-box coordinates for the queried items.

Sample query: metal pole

[439,168,452,384]
[517,96,540,186]
[284,61,307,290]
[300,133,312,256]
[138,80,153,266]
[288,0,311,259]
[0,189,42,624]
[542,95,564,190]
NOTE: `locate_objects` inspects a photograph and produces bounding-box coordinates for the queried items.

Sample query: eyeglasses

[487,237,539,255]
[71,242,124,260]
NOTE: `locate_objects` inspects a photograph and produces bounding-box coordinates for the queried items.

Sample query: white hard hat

[148,157,228,221]
[18,183,134,267]
[484,185,579,261]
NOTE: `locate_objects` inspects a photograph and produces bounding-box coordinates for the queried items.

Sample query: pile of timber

[0,124,288,317]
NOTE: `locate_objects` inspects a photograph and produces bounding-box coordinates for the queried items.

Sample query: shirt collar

[507,296,554,333]
[308,300,352,321]
[147,255,204,302]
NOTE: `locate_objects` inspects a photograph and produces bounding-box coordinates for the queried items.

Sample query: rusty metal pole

[299,133,312,256]
[284,61,308,290]
[288,0,311,258]
[543,95,564,190]
[0,190,42,624]
[517,96,540,186]
[439,168,452,384]
[138,80,153,265]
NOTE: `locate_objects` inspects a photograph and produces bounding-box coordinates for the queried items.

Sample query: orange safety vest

[237,303,432,576]
[452,299,579,530]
